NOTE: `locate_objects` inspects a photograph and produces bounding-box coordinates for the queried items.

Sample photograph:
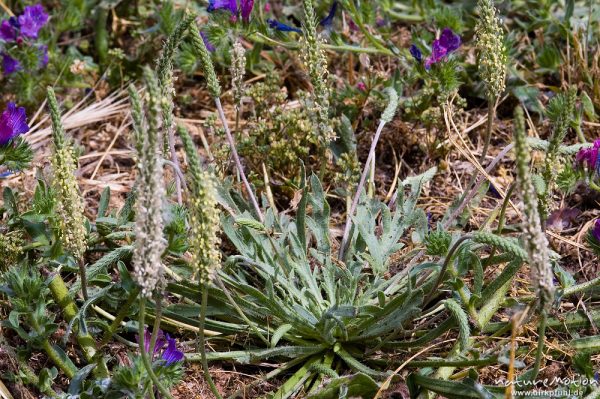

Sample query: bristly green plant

[538,87,577,220]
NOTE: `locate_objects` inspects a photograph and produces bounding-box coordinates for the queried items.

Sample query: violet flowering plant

[573,139,600,192]
[0,102,29,146]
[0,4,49,76]
[207,0,255,22]
[139,328,184,367]
[587,219,600,256]
[267,19,302,34]
[0,101,32,173]
[320,1,338,30]
[575,139,600,174]
[409,27,461,70]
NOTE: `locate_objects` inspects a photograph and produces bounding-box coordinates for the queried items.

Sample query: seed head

[131,69,168,298]
[230,40,246,112]
[47,87,87,260]
[178,126,221,284]
[514,106,555,311]
[475,0,507,99]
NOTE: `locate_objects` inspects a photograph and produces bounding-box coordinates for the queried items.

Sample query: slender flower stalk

[47,88,89,302]
[179,124,223,399]
[156,13,195,205]
[131,68,168,298]
[475,0,507,164]
[301,0,335,156]
[138,301,175,399]
[189,20,264,223]
[338,88,398,260]
[130,67,173,398]
[178,126,221,285]
[514,106,554,310]
[44,91,107,376]
[514,106,554,382]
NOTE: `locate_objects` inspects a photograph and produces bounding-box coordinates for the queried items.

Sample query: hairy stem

[48,274,109,377]
[150,291,163,353]
[78,258,89,300]
[167,127,184,205]
[200,284,223,399]
[339,120,387,260]
[138,299,174,399]
[529,310,547,382]
[480,97,496,165]
[29,312,77,379]
[214,97,264,223]
[41,340,76,379]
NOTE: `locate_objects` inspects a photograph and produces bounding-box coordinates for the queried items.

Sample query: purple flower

[138,329,183,366]
[425,40,447,69]
[17,4,49,39]
[37,44,48,68]
[267,19,302,33]
[200,31,216,52]
[208,0,238,15]
[0,19,17,42]
[591,219,600,243]
[438,28,461,52]
[576,139,600,173]
[376,17,387,27]
[320,1,338,29]
[424,28,461,70]
[141,329,166,355]
[240,0,254,22]
[348,19,359,32]
[2,53,21,75]
[409,44,422,62]
[356,81,366,91]
[0,102,29,146]
[161,334,184,365]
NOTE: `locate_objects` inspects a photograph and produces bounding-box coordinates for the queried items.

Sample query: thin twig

[339,119,387,260]
[214,97,264,223]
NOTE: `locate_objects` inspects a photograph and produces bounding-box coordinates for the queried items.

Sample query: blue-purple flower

[576,139,600,173]
[2,53,21,75]
[17,4,49,39]
[200,31,216,52]
[208,0,238,14]
[267,19,301,33]
[320,1,338,29]
[0,18,18,42]
[423,28,461,70]
[37,44,48,67]
[161,334,184,365]
[0,102,29,146]
[376,17,388,28]
[139,329,184,366]
[591,219,600,243]
[208,0,254,22]
[240,0,254,22]
[438,27,461,52]
[409,44,422,62]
